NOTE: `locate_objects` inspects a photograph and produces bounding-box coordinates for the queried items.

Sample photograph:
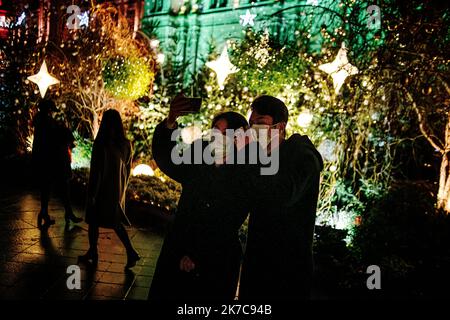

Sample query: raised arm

[152,94,202,183]
[152,119,189,182]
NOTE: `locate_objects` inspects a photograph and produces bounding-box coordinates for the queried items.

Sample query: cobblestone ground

[0,187,164,300]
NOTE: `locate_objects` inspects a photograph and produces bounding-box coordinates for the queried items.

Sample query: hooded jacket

[237,133,324,300]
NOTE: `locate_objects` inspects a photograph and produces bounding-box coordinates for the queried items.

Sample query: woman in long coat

[148,105,250,300]
[78,109,140,268]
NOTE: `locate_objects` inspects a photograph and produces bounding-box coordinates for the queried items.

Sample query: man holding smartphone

[233,95,324,300]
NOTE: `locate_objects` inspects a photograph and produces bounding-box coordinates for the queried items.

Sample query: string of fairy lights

[3,1,391,229]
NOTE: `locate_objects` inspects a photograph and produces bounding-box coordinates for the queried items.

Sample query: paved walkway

[0,187,164,300]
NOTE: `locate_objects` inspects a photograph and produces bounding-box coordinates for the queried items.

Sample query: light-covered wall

[142,0,324,84]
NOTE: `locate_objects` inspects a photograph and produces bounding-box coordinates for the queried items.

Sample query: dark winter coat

[148,120,249,300]
[32,112,75,181]
[85,140,133,228]
[237,134,324,300]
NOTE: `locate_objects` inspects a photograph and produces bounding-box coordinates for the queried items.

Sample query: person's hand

[166,93,193,129]
[179,255,196,272]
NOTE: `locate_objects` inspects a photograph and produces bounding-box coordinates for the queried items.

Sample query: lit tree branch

[404,89,445,154]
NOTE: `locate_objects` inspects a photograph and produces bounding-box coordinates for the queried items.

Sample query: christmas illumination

[318,43,359,94]
[318,139,337,162]
[132,164,155,176]
[156,53,165,64]
[206,44,239,89]
[150,39,160,48]
[297,110,314,128]
[27,61,60,98]
[0,15,10,28]
[16,12,26,26]
[306,0,319,6]
[240,10,256,27]
[78,11,89,28]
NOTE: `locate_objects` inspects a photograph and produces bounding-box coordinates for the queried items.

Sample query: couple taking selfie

[148,94,324,301]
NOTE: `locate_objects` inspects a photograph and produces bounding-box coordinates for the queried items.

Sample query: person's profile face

[249,110,274,126]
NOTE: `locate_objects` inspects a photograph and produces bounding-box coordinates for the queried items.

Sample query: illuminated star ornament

[78,11,89,28]
[319,43,358,94]
[27,60,60,98]
[206,44,239,89]
[240,10,256,27]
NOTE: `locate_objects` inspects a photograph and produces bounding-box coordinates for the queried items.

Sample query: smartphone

[180,97,202,114]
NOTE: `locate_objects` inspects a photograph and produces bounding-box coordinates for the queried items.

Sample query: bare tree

[392,1,450,211]
[49,3,154,138]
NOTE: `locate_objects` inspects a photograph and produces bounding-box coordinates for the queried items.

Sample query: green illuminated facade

[141,0,347,83]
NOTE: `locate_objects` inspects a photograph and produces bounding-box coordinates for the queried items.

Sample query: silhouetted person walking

[32,99,82,229]
[78,109,140,268]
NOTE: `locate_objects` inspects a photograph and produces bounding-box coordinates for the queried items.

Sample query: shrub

[127,174,181,212]
[71,132,93,169]
[103,56,154,100]
[71,168,181,212]
[351,180,450,296]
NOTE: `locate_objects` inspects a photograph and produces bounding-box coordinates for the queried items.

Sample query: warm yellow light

[156,53,165,64]
[27,60,60,98]
[150,39,160,48]
[297,110,313,128]
[206,44,239,89]
[26,135,34,153]
[318,43,358,94]
[132,164,154,176]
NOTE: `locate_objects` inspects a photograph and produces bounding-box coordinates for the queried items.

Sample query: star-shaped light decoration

[206,44,239,89]
[240,9,256,27]
[77,11,89,28]
[318,42,358,94]
[27,61,60,98]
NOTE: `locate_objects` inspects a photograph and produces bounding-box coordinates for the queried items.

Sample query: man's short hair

[251,95,289,124]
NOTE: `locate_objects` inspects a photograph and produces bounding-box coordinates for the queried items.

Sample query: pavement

[0,185,164,300]
[0,158,348,302]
